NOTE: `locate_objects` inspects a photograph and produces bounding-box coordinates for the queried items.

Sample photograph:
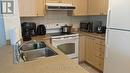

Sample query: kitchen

[0,0,130,73]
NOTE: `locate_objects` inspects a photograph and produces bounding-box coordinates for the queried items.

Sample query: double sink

[16,40,58,63]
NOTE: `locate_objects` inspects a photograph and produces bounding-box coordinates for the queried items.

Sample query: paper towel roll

[10,27,22,45]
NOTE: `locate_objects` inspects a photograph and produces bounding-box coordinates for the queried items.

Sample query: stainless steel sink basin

[15,40,58,63]
[20,47,58,62]
[20,40,46,51]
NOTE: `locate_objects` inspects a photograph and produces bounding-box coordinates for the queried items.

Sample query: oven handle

[52,37,78,41]
[52,36,78,39]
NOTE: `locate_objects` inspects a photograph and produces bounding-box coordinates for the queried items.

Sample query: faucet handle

[15,39,23,47]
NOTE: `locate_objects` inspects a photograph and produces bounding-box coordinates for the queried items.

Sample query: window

[0,15,6,47]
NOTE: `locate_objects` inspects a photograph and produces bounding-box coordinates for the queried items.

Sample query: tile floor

[80,63,101,73]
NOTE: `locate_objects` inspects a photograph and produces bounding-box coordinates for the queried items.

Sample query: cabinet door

[93,38,105,71]
[37,0,45,16]
[18,0,37,17]
[87,0,101,15]
[79,36,86,62]
[85,36,95,64]
[46,0,60,3]
[72,0,88,16]
[61,0,73,4]
[102,0,108,15]
[93,57,104,71]
[85,36,105,71]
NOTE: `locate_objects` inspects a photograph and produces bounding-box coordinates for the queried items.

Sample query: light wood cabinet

[19,0,108,17]
[79,36,86,62]
[46,0,72,3]
[85,36,95,64]
[61,0,73,4]
[69,0,88,16]
[37,0,46,16]
[18,0,45,17]
[85,36,105,71]
[46,0,60,3]
[87,0,108,15]
[46,0,88,16]
[102,0,108,15]
[87,0,101,15]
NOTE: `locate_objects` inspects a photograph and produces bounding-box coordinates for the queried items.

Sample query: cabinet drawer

[94,57,104,71]
[95,44,105,53]
[46,0,59,3]
[95,50,104,59]
[94,38,105,45]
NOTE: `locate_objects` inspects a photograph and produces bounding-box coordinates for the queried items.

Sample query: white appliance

[45,23,79,63]
[104,0,130,73]
[51,34,79,62]
[46,3,75,10]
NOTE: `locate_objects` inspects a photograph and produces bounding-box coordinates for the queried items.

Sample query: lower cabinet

[79,36,86,62]
[80,35,105,71]
[85,36,95,65]
[85,36,105,71]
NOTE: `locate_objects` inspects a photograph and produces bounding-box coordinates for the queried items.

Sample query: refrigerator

[104,0,130,73]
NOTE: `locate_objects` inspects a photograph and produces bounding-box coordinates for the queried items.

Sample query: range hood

[46,3,75,10]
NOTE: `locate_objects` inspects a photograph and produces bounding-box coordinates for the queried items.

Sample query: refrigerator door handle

[106,9,111,28]
[105,29,109,58]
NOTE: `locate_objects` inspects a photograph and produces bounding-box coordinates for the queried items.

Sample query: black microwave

[80,21,102,33]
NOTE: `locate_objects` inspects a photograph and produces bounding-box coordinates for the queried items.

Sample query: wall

[20,11,89,28]
[3,0,21,40]
[0,15,6,47]
[88,16,107,26]
[20,11,107,28]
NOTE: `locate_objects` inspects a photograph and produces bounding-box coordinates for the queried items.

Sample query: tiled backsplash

[89,16,107,26]
[20,11,107,28]
[20,11,88,28]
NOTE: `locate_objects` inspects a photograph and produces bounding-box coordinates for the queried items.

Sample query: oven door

[52,36,79,59]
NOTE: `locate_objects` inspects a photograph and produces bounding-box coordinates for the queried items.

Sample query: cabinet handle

[99,54,102,57]
[99,63,102,67]
[100,9,103,15]
[59,0,62,3]
[105,29,109,58]
[100,12,103,15]
[99,48,102,50]
[107,9,111,27]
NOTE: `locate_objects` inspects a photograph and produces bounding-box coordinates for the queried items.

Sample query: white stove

[45,23,79,63]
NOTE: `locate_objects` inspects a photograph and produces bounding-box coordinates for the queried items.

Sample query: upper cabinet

[102,0,108,15]
[87,0,101,15]
[37,0,46,16]
[46,0,72,3]
[46,0,108,16]
[18,0,45,17]
[19,0,108,17]
[69,0,88,16]
[61,0,73,4]
[87,0,108,15]
[46,0,60,3]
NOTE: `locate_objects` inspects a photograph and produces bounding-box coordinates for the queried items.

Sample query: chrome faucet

[14,40,37,63]
[13,39,25,63]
